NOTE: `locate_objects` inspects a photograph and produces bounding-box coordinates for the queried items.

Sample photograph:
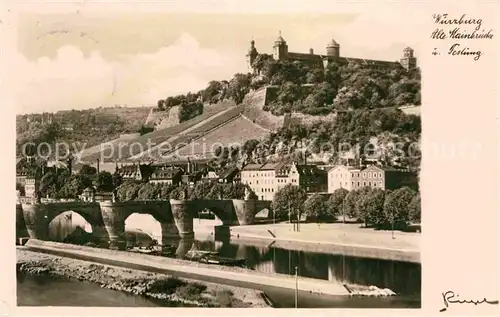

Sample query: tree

[95,171,114,192]
[227,73,251,104]
[16,182,26,196]
[39,171,57,197]
[304,193,327,222]
[57,175,85,199]
[383,187,416,230]
[79,164,97,177]
[116,181,141,201]
[178,102,203,122]
[327,188,348,218]
[359,187,386,227]
[408,193,421,223]
[137,183,160,200]
[271,184,307,220]
[343,189,360,219]
[354,186,373,226]
[157,99,165,110]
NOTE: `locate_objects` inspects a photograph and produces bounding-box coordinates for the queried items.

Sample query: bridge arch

[100,201,179,249]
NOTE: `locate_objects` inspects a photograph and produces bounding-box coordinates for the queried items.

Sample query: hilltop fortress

[246,33,417,73]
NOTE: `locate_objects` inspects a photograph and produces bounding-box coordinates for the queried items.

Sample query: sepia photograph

[14,6,422,309]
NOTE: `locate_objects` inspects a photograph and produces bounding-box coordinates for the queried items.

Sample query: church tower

[246,39,259,73]
[400,47,417,71]
[273,32,288,60]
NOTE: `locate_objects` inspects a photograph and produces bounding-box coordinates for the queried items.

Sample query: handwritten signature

[440,291,499,312]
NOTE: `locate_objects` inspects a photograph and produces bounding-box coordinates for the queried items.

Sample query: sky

[15,6,425,114]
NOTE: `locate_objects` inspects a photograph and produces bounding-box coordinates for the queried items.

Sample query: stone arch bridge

[17,199,272,249]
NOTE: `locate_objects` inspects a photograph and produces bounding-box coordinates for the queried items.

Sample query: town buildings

[327,164,418,193]
[328,165,362,192]
[241,162,327,201]
[247,33,417,73]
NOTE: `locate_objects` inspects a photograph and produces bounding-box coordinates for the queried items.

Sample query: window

[357,182,360,186]
[379,181,383,186]
[363,181,366,186]
[368,172,371,178]
[379,172,383,178]
[363,173,366,177]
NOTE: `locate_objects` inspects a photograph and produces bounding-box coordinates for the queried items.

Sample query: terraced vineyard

[174,115,269,158]
[79,101,236,162]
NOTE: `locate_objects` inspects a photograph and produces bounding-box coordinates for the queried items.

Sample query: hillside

[79,100,238,163]
[172,114,270,160]
[16,106,152,157]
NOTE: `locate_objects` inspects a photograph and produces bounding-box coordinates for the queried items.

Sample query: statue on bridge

[34,190,42,204]
[244,187,251,200]
[180,187,188,200]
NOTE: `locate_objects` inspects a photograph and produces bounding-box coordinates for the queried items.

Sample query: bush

[147,277,186,294]
[215,289,234,307]
[176,282,207,301]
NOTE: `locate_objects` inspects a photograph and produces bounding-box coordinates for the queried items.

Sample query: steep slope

[79,101,236,163]
[241,87,285,132]
[170,114,269,160]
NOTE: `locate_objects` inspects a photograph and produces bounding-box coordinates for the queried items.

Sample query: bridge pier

[170,200,194,239]
[99,203,126,250]
[160,222,180,244]
[21,203,49,240]
[232,199,257,225]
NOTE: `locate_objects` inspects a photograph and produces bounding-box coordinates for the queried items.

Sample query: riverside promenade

[23,239,350,296]
[194,221,421,263]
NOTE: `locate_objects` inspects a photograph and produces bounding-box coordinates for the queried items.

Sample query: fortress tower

[326,38,340,59]
[272,32,288,60]
[246,39,259,73]
[400,47,417,71]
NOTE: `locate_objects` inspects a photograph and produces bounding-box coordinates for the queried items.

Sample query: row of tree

[115,180,257,202]
[272,184,420,230]
[16,163,119,200]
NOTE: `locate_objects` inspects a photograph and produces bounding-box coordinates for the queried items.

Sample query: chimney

[96,159,100,174]
[309,48,314,54]
[187,158,192,174]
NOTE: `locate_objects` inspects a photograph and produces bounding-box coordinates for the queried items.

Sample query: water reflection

[150,237,421,298]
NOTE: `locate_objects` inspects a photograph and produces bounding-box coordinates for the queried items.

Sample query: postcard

[1,0,498,316]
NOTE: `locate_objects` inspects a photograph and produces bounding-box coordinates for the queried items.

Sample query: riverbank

[17,248,268,308]
[22,239,352,296]
[193,221,420,263]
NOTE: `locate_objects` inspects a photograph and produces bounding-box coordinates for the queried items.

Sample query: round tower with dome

[326,37,340,59]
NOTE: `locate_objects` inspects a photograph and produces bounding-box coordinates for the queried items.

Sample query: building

[328,164,418,192]
[241,161,327,201]
[149,167,183,185]
[80,187,95,202]
[117,164,154,182]
[327,165,361,193]
[288,163,327,193]
[16,171,27,187]
[24,177,39,198]
[217,166,240,184]
[354,165,418,191]
[247,33,417,73]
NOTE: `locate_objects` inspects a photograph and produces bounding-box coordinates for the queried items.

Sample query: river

[18,236,421,308]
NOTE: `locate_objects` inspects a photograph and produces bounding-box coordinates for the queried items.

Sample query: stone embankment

[17,248,268,308]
